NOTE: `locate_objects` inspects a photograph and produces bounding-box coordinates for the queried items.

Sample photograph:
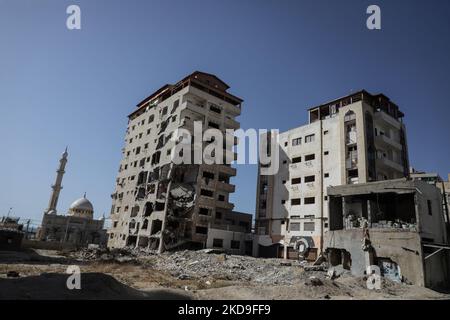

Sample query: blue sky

[1,0,449,223]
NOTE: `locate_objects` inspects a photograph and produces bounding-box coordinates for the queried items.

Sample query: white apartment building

[255,90,409,260]
[107,71,253,254]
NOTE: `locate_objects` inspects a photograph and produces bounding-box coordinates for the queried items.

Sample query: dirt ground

[0,248,449,300]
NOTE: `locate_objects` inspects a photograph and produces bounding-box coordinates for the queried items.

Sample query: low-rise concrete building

[325,179,450,290]
[0,217,24,251]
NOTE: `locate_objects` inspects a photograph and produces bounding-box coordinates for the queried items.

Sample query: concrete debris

[305,276,323,286]
[327,265,346,280]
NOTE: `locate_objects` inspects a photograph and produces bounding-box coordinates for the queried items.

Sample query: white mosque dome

[68,194,94,219]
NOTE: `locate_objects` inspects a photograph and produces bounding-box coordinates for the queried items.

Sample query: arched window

[344,110,356,122]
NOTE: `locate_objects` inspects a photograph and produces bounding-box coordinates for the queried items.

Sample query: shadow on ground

[0,249,81,266]
[0,272,192,300]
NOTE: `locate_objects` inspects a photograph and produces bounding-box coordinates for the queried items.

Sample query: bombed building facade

[255,90,410,259]
[325,179,450,290]
[107,71,253,253]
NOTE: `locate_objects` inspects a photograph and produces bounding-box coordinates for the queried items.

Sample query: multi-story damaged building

[107,71,253,254]
[325,179,450,290]
[255,90,409,260]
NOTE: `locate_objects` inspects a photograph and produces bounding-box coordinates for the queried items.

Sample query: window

[209,104,221,114]
[291,198,301,205]
[290,223,301,231]
[147,129,151,135]
[213,238,223,248]
[144,143,149,149]
[208,121,220,129]
[291,177,301,185]
[148,115,154,123]
[281,200,286,204]
[136,147,141,155]
[324,173,329,178]
[427,200,433,216]
[199,207,210,216]
[304,197,315,204]
[305,154,315,161]
[172,115,177,122]
[230,240,240,249]
[305,134,315,143]
[203,171,215,179]
[324,151,329,156]
[292,138,302,146]
[196,226,208,234]
[284,142,288,147]
[304,222,315,231]
[324,130,329,135]
[304,175,315,183]
[201,189,214,197]
[283,160,287,164]
[292,156,302,163]
[162,106,168,115]
[282,180,286,184]
[218,194,225,201]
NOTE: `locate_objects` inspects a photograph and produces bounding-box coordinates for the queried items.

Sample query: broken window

[151,219,162,235]
[144,202,153,217]
[130,205,140,217]
[154,201,165,211]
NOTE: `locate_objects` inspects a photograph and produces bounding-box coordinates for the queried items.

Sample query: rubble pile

[68,247,333,286]
[150,250,320,285]
[68,246,156,263]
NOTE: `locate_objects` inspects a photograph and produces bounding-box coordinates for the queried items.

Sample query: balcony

[375,134,402,150]
[224,116,240,130]
[376,156,404,172]
[217,164,237,176]
[216,181,235,193]
[374,110,401,130]
[216,200,234,210]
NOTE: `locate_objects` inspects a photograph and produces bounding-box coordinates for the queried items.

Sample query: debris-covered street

[1,248,449,300]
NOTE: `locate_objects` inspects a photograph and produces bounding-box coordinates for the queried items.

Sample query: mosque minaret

[44,147,68,215]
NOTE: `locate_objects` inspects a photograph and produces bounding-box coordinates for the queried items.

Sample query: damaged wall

[325,229,425,286]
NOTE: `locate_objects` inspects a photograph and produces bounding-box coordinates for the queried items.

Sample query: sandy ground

[0,249,449,300]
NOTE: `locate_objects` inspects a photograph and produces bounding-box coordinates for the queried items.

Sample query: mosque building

[37,148,106,246]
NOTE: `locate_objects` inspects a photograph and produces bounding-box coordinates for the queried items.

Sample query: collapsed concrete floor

[1,248,449,300]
